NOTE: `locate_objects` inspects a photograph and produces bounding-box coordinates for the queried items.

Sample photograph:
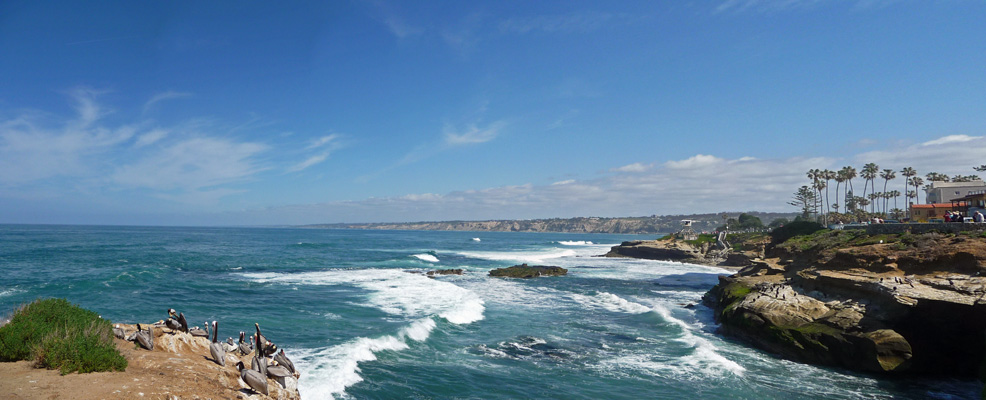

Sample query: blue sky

[1,1,985,225]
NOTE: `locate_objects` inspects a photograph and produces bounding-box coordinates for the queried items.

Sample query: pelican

[177,312,189,332]
[255,323,278,357]
[273,349,296,375]
[266,363,292,380]
[238,331,253,355]
[251,354,268,377]
[165,317,182,332]
[209,321,225,367]
[236,361,269,396]
[112,324,126,340]
[135,324,154,350]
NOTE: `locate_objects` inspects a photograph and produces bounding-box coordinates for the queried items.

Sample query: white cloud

[443,121,504,146]
[289,152,331,173]
[921,134,981,147]
[611,162,651,173]
[664,154,724,169]
[552,179,575,185]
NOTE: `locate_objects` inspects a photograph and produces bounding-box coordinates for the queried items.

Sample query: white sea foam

[412,253,439,263]
[648,302,745,376]
[242,268,484,324]
[568,292,653,314]
[472,238,481,242]
[0,288,21,298]
[558,240,593,245]
[244,269,485,397]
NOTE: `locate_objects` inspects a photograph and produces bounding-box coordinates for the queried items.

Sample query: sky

[1,0,985,226]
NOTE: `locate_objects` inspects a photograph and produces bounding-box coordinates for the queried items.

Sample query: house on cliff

[909,203,962,222]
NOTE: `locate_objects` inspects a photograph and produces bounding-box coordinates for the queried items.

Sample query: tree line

[789,164,985,224]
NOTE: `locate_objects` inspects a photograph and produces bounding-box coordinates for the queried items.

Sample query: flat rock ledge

[489,264,568,278]
[703,240,986,376]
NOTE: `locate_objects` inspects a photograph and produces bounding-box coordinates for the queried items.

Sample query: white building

[924,181,986,203]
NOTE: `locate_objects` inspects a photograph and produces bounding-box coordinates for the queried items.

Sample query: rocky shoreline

[608,229,986,379]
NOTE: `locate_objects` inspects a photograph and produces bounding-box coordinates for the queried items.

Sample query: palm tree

[909,176,924,204]
[861,163,879,213]
[890,190,901,214]
[900,167,916,210]
[822,169,835,216]
[807,169,820,219]
[834,169,847,215]
[906,190,916,217]
[926,172,949,182]
[840,166,857,210]
[880,169,896,216]
[814,180,827,223]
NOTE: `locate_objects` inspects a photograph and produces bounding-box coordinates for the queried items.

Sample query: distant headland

[299,212,797,235]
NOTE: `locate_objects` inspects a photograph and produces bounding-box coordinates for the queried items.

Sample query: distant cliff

[302,212,796,234]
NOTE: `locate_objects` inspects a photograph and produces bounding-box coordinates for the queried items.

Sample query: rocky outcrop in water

[703,230,986,376]
[604,236,763,268]
[489,264,567,278]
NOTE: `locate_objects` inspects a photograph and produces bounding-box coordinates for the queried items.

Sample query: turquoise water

[0,225,980,399]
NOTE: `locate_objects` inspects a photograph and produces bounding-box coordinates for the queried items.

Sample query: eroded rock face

[604,239,710,264]
[489,264,567,278]
[703,233,986,376]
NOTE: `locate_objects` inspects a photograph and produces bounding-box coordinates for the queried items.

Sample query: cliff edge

[703,228,986,376]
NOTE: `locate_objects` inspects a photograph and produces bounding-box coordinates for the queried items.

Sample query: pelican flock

[114,308,301,397]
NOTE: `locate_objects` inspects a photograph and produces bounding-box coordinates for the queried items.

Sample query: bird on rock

[135,323,154,350]
[236,361,269,395]
[273,349,296,375]
[209,321,225,367]
[238,331,253,355]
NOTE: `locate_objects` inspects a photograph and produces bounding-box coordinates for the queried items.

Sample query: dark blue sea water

[0,225,980,399]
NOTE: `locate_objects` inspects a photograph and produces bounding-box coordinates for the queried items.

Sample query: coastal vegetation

[0,298,127,374]
[795,164,984,224]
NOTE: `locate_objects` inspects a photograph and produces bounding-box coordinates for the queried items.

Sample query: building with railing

[924,181,986,203]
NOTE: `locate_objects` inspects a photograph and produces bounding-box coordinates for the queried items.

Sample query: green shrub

[0,298,126,374]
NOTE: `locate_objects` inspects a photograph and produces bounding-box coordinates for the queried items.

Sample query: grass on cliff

[0,298,127,374]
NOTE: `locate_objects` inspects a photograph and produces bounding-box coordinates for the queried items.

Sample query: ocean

[0,225,980,399]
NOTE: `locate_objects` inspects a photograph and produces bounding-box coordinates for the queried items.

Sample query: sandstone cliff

[703,230,986,376]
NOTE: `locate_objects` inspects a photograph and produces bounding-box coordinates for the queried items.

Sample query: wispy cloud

[289,134,345,172]
[143,90,192,113]
[921,134,981,147]
[112,138,267,190]
[444,121,504,146]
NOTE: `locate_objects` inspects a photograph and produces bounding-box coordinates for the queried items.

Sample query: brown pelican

[273,349,296,375]
[251,354,268,377]
[255,323,278,357]
[236,361,269,395]
[238,331,253,355]
[135,323,154,350]
[209,321,225,367]
[266,363,292,380]
[189,321,209,337]
[113,324,126,340]
[177,312,189,332]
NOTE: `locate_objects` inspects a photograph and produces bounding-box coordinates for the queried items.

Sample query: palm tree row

[797,164,980,221]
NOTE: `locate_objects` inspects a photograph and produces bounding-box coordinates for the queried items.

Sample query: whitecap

[412,253,439,263]
[568,292,653,314]
[472,238,481,242]
[558,240,593,246]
